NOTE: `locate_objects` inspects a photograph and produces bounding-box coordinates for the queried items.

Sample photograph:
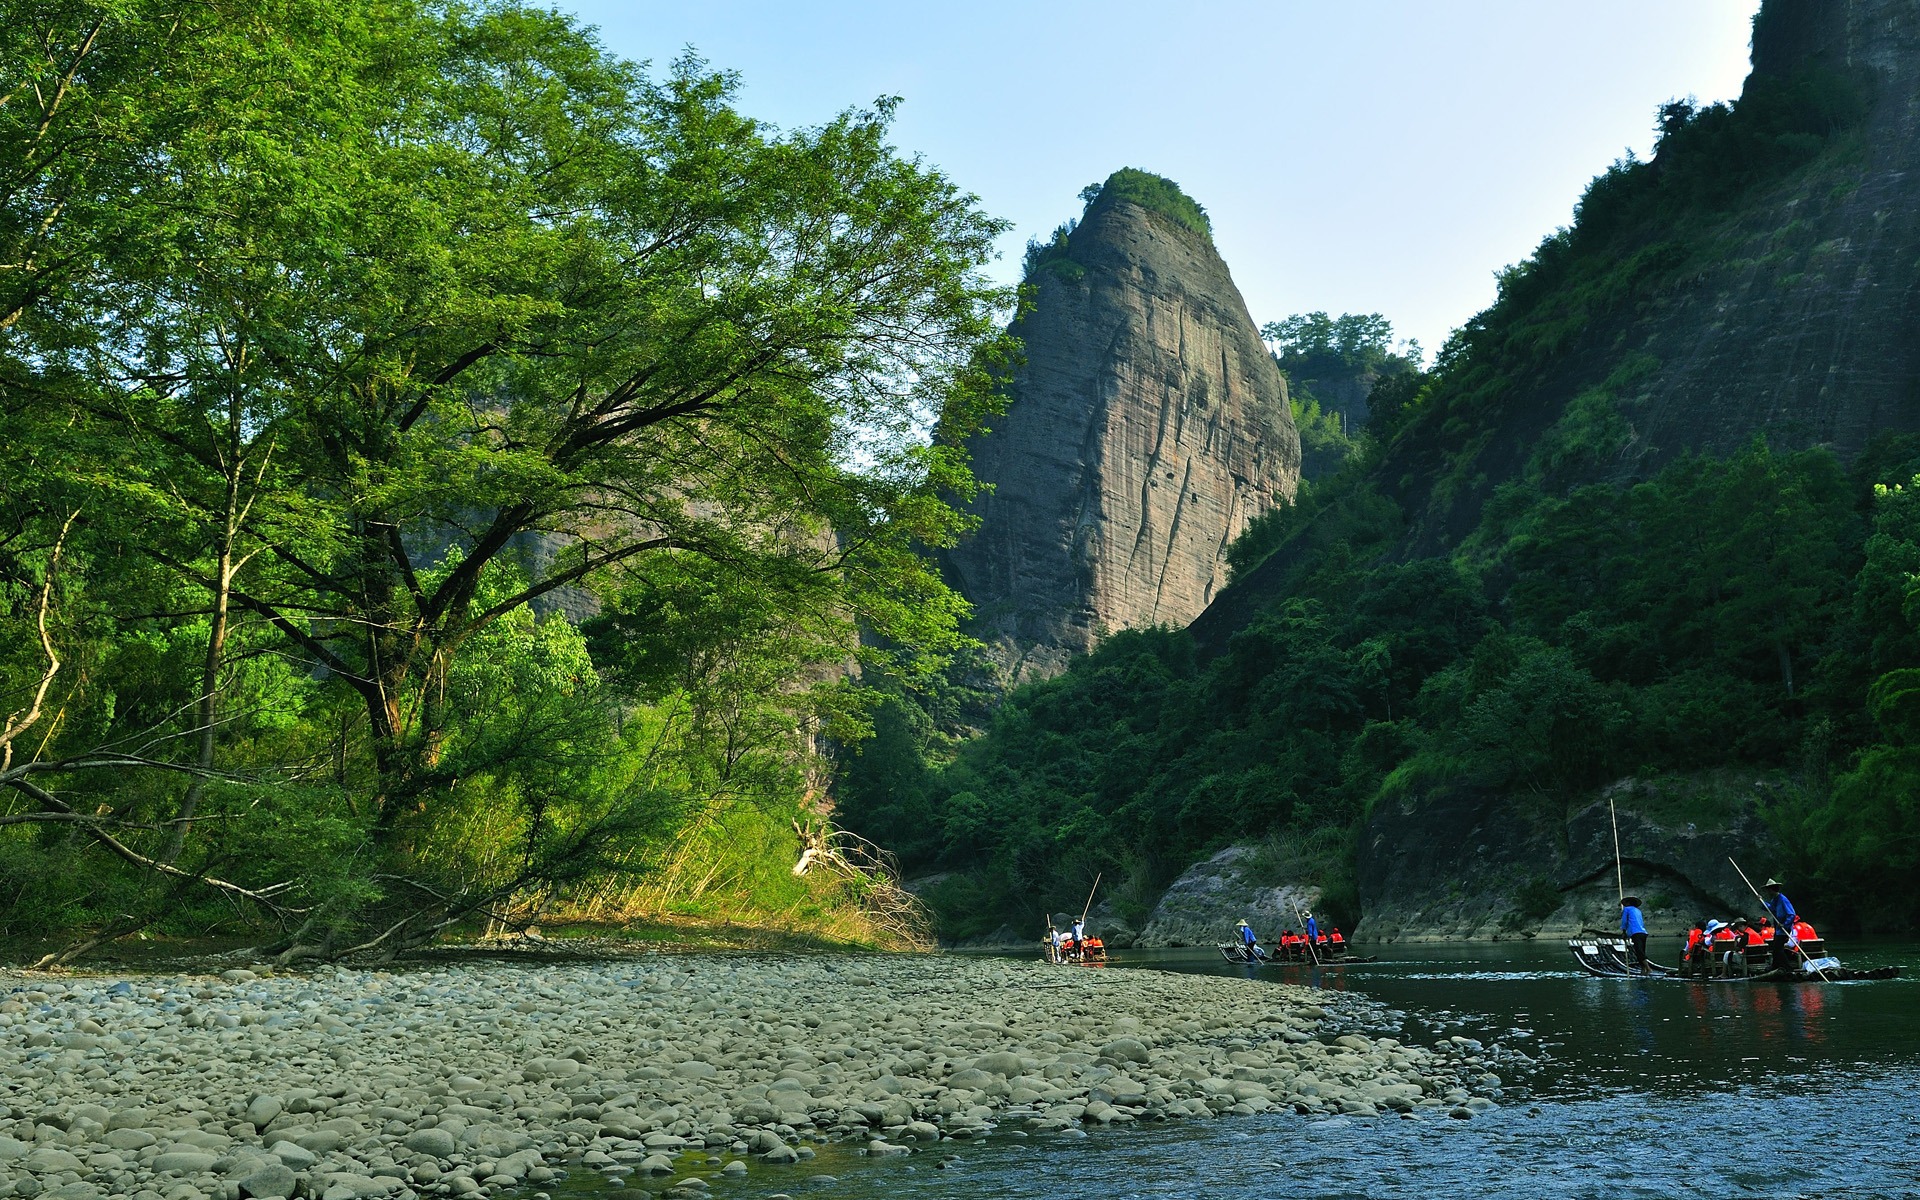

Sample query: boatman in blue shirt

[1763,879,1799,969]
[1304,910,1320,946]
[1236,919,1266,961]
[1619,895,1649,973]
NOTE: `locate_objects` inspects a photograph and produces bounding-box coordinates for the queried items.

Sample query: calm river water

[554,940,1920,1200]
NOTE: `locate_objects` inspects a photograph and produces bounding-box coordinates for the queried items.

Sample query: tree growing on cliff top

[1080,168,1212,240]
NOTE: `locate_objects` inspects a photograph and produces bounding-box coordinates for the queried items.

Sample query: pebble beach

[0,955,1501,1200]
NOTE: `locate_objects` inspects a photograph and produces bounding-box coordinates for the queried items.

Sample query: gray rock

[23,1148,85,1174]
[266,1142,316,1169]
[970,1052,1023,1076]
[402,1128,455,1159]
[288,1130,344,1154]
[946,186,1300,683]
[238,1162,297,1199]
[1135,845,1323,948]
[152,1151,220,1173]
[244,1097,283,1130]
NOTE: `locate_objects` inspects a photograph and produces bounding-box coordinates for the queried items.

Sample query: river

[548,939,1920,1200]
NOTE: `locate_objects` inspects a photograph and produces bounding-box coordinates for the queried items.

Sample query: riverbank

[1,955,1499,1200]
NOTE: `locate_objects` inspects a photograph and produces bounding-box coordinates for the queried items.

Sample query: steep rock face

[1357,778,1784,941]
[947,197,1300,679]
[1134,845,1324,949]
[1610,0,1920,474]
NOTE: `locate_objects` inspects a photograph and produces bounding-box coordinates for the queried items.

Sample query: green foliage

[1382,63,1872,517]
[832,58,1912,939]
[1506,874,1563,929]
[1258,312,1416,480]
[847,434,1920,936]
[1080,168,1211,240]
[1021,220,1083,283]
[0,0,1008,954]
[1262,313,1403,369]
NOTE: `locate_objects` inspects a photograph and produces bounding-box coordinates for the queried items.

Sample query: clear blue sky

[557,2,1761,358]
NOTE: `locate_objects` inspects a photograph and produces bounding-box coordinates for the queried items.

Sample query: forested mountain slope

[839,0,1920,940]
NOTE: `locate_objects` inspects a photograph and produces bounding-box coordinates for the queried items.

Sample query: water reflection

[1105,939,1915,1102]
[545,942,1918,1199]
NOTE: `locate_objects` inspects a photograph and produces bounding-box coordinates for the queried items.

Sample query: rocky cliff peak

[947,172,1300,680]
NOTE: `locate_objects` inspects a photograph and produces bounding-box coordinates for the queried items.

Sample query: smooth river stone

[239,1161,298,1199]
[403,1128,457,1158]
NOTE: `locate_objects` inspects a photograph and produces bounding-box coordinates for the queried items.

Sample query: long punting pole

[1610,794,1624,905]
[1728,856,1829,982]
[1079,872,1102,929]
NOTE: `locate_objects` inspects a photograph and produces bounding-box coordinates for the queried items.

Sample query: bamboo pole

[1609,794,1624,905]
[1728,857,1829,981]
[1078,872,1101,929]
[1293,902,1321,967]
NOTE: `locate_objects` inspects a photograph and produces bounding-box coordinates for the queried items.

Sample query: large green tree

[2,0,1011,954]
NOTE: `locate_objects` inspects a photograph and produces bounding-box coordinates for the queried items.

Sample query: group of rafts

[1039,913,1369,967]
[1216,916,1373,965]
[1569,878,1899,983]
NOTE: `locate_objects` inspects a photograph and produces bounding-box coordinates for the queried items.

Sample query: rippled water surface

[553,940,1920,1200]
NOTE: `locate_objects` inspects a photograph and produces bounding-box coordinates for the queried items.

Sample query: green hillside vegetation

[1083,168,1213,240]
[1263,312,1416,483]
[1020,169,1212,287]
[0,0,1010,961]
[1379,63,1873,526]
[837,60,1920,937]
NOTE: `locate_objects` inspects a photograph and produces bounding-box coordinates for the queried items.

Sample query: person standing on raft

[1762,878,1799,970]
[1620,895,1650,973]
[1235,919,1267,961]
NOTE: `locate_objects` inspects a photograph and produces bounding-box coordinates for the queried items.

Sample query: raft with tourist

[1217,916,1374,965]
[1567,874,1899,983]
[1044,876,1109,964]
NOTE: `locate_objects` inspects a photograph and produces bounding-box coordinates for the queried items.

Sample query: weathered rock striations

[947,187,1300,679]
[1611,0,1920,473]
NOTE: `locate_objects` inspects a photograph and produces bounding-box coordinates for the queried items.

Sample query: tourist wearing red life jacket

[1793,919,1817,942]
[1683,921,1706,973]
[1706,920,1737,974]
[1329,927,1345,947]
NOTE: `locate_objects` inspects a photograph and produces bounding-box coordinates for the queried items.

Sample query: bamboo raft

[1567,937,1898,983]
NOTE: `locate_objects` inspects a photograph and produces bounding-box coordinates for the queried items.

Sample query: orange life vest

[1794,920,1817,941]
[1330,930,1345,945]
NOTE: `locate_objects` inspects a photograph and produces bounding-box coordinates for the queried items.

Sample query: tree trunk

[164,455,242,865]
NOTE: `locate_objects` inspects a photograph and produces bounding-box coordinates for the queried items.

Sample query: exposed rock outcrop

[947,180,1300,679]
[1357,777,1785,941]
[1135,845,1324,948]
